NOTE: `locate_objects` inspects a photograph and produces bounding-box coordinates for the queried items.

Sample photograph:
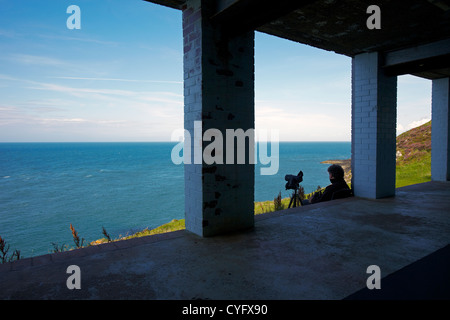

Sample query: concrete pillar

[431,77,450,181]
[351,52,398,198]
[182,0,255,236]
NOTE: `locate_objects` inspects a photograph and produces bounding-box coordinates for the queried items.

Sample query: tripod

[288,187,302,208]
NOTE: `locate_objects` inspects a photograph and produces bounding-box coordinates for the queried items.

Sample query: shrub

[102,226,112,242]
[274,192,284,211]
[0,235,21,263]
[69,224,85,249]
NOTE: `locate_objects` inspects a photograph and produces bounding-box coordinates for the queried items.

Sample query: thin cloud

[0,74,20,81]
[37,34,118,46]
[4,54,110,75]
[28,82,136,97]
[0,29,17,38]
[39,118,126,125]
[397,118,431,135]
[9,54,68,67]
[52,76,182,84]
[255,103,350,141]
[407,118,431,129]
[0,105,17,112]
[28,82,183,105]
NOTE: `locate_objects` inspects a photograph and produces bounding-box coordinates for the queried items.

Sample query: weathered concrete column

[182,0,255,236]
[351,52,398,198]
[431,77,450,181]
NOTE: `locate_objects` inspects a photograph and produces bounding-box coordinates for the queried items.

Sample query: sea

[0,142,350,258]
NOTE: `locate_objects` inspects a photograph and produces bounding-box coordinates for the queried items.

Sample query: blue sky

[0,0,431,142]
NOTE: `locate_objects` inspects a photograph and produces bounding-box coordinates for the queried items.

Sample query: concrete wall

[352,52,398,199]
[431,77,450,181]
[183,0,255,236]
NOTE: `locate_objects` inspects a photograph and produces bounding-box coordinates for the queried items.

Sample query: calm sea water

[0,142,350,257]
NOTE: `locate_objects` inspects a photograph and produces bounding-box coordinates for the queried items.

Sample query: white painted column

[182,0,255,236]
[431,77,450,181]
[351,52,398,198]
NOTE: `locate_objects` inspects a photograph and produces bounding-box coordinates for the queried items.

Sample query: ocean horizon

[0,141,350,257]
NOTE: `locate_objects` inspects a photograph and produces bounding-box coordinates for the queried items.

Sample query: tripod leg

[293,194,297,207]
[292,192,301,207]
[288,194,294,208]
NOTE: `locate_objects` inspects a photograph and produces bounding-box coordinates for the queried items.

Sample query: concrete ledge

[0,229,186,273]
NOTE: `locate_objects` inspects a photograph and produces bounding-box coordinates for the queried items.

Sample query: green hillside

[323,121,432,188]
[395,120,431,187]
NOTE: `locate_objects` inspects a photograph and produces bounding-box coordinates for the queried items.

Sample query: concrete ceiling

[145,0,450,79]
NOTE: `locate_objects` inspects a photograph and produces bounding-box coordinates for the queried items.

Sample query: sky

[0,0,432,142]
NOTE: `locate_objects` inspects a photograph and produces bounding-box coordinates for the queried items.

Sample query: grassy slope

[395,120,431,187]
[95,121,432,243]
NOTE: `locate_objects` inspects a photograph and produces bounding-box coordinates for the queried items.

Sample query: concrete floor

[0,181,449,300]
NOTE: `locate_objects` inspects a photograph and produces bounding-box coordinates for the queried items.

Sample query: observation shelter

[1,0,449,300]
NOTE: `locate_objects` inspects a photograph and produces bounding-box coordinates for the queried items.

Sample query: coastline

[320,159,352,183]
